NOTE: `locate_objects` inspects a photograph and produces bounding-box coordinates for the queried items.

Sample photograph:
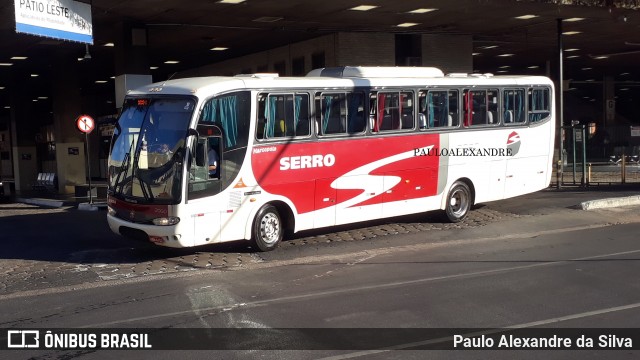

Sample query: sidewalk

[9,189,107,209]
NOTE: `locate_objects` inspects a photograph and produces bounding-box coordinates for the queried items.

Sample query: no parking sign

[76,115,95,134]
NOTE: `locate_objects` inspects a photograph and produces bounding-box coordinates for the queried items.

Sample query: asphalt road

[1,188,640,359]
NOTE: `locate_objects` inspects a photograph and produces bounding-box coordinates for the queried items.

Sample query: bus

[106,66,555,251]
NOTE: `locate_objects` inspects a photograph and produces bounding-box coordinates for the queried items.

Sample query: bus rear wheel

[251,205,282,251]
[445,181,471,223]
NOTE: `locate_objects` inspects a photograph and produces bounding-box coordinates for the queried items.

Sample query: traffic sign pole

[85,132,93,204]
[76,115,95,204]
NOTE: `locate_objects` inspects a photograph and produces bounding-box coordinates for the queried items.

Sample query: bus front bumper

[107,214,191,248]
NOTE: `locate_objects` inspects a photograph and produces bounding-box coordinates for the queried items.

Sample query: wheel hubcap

[450,188,468,217]
[260,213,280,245]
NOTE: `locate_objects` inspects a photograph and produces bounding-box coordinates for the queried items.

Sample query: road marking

[75,248,640,328]
[318,301,640,359]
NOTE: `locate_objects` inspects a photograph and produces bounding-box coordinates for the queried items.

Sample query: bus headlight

[107,206,116,217]
[152,216,180,226]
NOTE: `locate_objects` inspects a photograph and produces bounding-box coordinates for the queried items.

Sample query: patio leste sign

[14,0,93,44]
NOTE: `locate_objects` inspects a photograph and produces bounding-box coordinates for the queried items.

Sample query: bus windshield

[108,96,195,204]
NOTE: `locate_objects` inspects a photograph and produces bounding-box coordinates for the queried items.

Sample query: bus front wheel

[445,181,471,223]
[251,205,282,251]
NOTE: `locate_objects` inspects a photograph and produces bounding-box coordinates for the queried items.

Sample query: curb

[579,195,640,210]
[78,202,108,211]
[15,197,64,208]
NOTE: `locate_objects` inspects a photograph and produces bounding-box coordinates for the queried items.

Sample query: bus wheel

[445,181,471,223]
[251,205,282,251]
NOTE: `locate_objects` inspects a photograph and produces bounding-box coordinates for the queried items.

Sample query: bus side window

[487,89,499,124]
[529,88,550,122]
[418,91,427,129]
[401,92,414,129]
[448,90,460,127]
[256,94,267,139]
[294,94,311,136]
[347,92,365,134]
[503,89,525,125]
[320,93,347,135]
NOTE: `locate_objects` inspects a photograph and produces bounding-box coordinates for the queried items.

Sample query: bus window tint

[372,91,414,132]
[419,90,460,129]
[257,93,310,139]
[319,92,365,135]
[199,91,250,149]
[529,88,550,122]
[347,92,366,134]
[463,89,498,126]
[503,89,526,124]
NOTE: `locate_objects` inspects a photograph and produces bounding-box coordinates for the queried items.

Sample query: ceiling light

[103,42,115,47]
[11,56,27,60]
[472,52,481,56]
[528,65,540,69]
[620,72,630,75]
[210,47,228,51]
[218,0,245,4]
[32,99,38,102]
[349,5,378,11]
[95,80,108,84]
[37,96,48,99]
[164,60,180,64]
[150,66,159,70]
[620,88,630,91]
[582,67,592,70]
[593,55,609,59]
[564,18,585,22]
[0,63,13,66]
[396,23,419,27]
[499,65,510,68]
[407,8,437,14]
[586,79,595,82]
[562,31,582,35]
[31,74,39,77]
[0,86,5,90]
[566,55,580,59]
[497,70,509,73]
[565,48,580,52]
[498,53,514,57]
[515,15,538,20]
[77,58,84,61]
[480,45,498,49]
[3,106,9,109]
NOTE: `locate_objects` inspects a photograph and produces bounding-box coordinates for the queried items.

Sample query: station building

[1,0,639,195]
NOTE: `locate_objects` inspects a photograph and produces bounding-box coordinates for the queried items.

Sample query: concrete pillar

[421,34,473,73]
[113,22,152,107]
[8,71,41,192]
[603,75,615,129]
[335,33,395,66]
[51,52,86,194]
[114,22,151,76]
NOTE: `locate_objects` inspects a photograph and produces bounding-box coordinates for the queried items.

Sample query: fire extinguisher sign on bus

[76,115,95,134]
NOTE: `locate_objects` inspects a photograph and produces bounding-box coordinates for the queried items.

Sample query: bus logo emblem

[507,131,521,156]
[129,210,135,219]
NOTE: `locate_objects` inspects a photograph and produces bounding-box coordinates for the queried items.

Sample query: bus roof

[126,68,554,98]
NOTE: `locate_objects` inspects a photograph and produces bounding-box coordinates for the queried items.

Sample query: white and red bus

[107,66,554,251]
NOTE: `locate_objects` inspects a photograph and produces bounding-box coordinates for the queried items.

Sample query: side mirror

[195,140,207,167]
